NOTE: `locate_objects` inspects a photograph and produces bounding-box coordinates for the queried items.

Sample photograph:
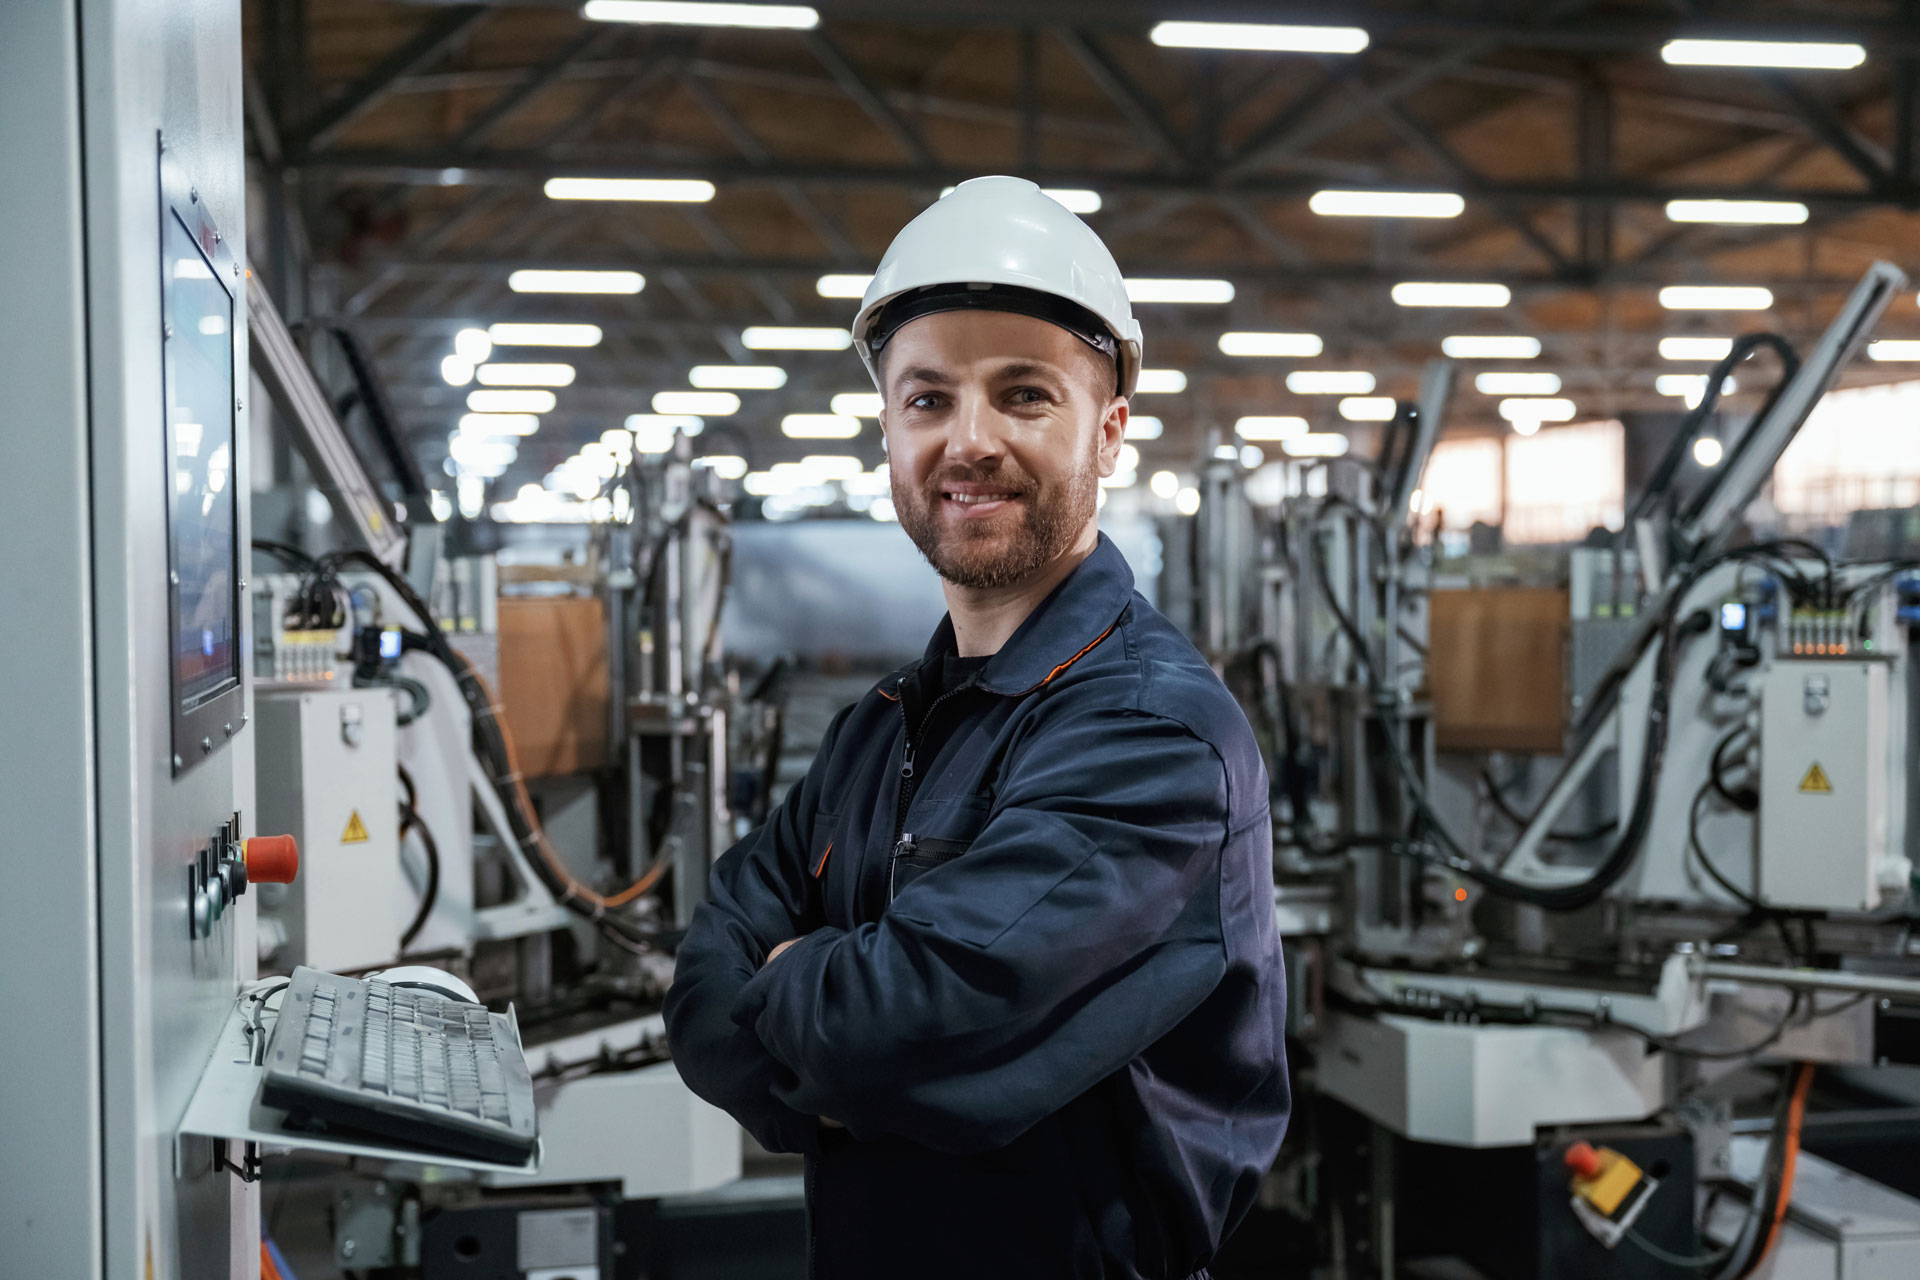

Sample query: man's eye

[1012,387,1049,404]
[908,393,942,410]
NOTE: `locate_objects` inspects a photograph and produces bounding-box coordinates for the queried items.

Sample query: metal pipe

[1696,958,1920,1002]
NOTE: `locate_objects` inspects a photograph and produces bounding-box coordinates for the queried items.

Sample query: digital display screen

[164,209,240,713]
[1720,601,1748,632]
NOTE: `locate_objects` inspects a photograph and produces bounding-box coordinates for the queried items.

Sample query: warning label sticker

[342,809,369,843]
[1798,762,1833,795]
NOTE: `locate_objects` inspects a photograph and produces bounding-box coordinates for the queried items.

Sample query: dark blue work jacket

[664,533,1291,1279]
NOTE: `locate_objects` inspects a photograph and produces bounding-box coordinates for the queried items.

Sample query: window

[1413,437,1503,531]
[1505,420,1625,544]
[1774,379,1920,523]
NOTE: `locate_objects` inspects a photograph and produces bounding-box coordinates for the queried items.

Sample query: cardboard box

[497,596,610,776]
[1428,587,1568,754]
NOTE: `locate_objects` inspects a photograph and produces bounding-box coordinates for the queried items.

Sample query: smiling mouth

[943,491,1020,505]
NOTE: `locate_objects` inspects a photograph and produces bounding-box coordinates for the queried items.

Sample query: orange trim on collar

[877,686,900,701]
[813,840,833,878]
[1019,618,1119,693]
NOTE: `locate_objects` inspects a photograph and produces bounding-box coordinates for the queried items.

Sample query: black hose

[397,802,441,956]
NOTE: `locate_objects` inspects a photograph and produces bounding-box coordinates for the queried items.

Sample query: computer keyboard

[260,966,537,1164]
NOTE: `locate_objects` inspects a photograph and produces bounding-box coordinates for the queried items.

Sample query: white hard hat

[854,175,1144,397]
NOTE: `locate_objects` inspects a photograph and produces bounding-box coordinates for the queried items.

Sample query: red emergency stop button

[243,835,300,884]
[1563,1141,1604,1181]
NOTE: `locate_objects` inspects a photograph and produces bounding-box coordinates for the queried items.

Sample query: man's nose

[943,391,1006,464]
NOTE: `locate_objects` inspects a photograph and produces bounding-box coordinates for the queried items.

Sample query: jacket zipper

[890,676,973,847]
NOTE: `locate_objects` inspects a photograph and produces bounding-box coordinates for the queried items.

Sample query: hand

[765,936,803,966]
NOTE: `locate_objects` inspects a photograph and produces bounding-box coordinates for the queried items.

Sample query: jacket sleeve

[662,703,851,1155]
[731,701,1233,1154]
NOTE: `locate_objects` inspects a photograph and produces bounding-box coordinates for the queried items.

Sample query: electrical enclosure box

[255,687,403,971]
[1759,661,1889,913]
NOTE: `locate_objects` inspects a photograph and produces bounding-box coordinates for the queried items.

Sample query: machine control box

[254,686,403,970]
[1759,661,1894,913]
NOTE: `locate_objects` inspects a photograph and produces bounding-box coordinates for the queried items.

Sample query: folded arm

[734,703,1232,1154]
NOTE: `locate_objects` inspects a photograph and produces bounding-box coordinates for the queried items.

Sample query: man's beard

[893,450,1098,591]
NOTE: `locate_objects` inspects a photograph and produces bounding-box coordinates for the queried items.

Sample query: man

[665,176,1290,1280]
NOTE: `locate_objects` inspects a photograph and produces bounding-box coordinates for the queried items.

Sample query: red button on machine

[1563,1141,1604,1181]
[243,835,300,884]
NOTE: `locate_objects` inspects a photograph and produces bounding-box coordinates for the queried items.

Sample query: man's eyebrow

[993,361,1069,383]
[893,366,953,388]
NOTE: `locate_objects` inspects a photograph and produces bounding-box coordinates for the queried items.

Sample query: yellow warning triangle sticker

[342,809,370,843]
[1799,762,1833,794]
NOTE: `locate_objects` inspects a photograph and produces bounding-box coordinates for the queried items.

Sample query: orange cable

[1754,1062,1816,1268]
[464,663,670,910]
[259,1241,283,1280]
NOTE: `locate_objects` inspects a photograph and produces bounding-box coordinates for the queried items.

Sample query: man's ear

[1095,397,1129,475]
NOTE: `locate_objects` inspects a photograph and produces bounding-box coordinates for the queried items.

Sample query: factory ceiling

[243,0,1920,487]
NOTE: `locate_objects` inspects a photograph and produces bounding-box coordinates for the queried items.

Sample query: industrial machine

[1184,262,1920,1277]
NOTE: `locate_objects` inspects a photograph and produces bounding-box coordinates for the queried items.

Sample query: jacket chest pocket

[887,834,973,902]
[886,794,991,905]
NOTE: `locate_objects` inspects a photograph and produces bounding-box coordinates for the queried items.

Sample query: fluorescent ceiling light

[1869,339,1920,361]
[782,413,861,439]
[488,322,603,347]
[1126,415,1163,440]
[1339,396,1397,422]
[1134,369,1188,394]
[1150,20,1369,54]
[1660,336,1734,361]
[1392,281,1511,307]
[796,454,865,480]
[1239,445,1264,470]
[696,454,750,479]
[742,326,852,350]
[654,390,739,416]
[940,186,1103,213]
[1442,334,1541,359]
[1174,487,1202,516]
[468,389,557,413]
[1498,397,1576,424]
[508,269,644,294]
[1219,331,1323,357]
[816,274,873,299]
[1693,437,1724,467]
[1149,470,1181,499]
[543,176,715,202]
[1475,371,1562,396]
[458,413,541,437]
[1664,199,1809,226]
[1310,189,1464,218]
[689,364,787,389]
[1656,374,1738,408]
[477,362,575,387]
[1042,188,1102,214]
[1661,38,1865,70]
[448,436,516,469]
[441,354,475,386]
[1659,285,1773,310]
[624,413,704,437]
[830,392,883,417]
[626,419,677,454]
[1125,278,1235,304]
[1234,415,1307,441]
[454,328,492,363]
[582,1,819,28]
[1283,433,1353,458]
[1286,370,1376,395]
